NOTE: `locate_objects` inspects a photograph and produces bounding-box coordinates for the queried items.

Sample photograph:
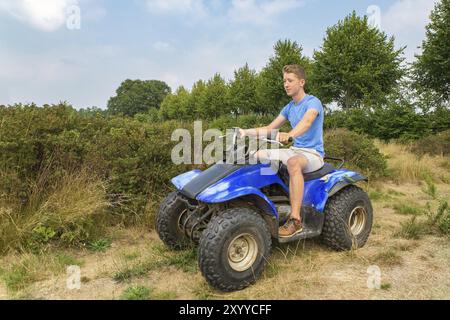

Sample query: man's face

[283,72,305,97]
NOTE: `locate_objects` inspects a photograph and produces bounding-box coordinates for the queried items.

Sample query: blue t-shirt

[280,95,325,157]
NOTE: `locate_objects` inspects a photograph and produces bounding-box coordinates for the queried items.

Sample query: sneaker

[278,218,303,238]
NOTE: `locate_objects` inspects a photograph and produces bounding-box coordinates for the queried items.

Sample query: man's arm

[241,115,287,137]
[277,109,319,143]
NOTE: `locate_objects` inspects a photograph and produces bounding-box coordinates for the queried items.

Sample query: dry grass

[375,140,448,183]
[0,168,110,254]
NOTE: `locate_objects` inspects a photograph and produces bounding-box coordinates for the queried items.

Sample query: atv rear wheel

[156,191,191,250]
[322,185,373,251]
[198,208,271,292]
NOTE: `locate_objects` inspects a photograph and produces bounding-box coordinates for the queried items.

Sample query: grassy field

[1,142,449,300]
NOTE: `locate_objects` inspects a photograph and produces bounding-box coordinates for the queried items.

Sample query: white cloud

[382,0,436,33]
[145,0,305,25]
[146,0,205,14]
[0,0,80,31]
[152,41,175,52]
[381,0,438,61]
[229,0,304,25]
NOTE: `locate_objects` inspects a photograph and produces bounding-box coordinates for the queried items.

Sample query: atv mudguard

[171,163,367,217]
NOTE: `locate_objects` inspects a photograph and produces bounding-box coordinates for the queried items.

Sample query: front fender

[171,169,202,190]
[199,186,278,216]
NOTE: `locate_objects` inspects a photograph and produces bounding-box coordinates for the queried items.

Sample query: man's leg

[278,155,308,237]
[255,150,307,221]
[286,155,308,223]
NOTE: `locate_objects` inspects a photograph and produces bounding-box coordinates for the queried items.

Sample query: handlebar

[219,128,293,146]
[260,137,293,146]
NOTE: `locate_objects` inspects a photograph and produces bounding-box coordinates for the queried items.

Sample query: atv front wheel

[156,191,191,250]
[322,185,373,251]
[198,208,271,292]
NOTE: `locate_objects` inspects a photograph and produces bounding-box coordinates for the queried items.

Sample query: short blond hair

[283,64,306,81]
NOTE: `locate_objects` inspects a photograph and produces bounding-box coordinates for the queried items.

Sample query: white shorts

[257,147,324,173]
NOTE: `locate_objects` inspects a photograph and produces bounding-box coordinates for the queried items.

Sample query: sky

[0,0,439,109]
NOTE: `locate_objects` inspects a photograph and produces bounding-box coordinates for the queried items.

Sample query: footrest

[277,228,321,243]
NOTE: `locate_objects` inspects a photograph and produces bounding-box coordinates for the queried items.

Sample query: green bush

[324,128,388,178]
[411,130,450,156]
[0,104,195,223]
[209,114,273,131]
[324,103,450,142]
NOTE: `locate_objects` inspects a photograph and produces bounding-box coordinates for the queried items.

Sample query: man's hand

[276,132,293,145]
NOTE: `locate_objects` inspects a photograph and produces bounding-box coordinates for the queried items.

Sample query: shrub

[324,128,388,178]
[395,216,424,240]
[411,130,450,156]
[209,114,274,131]
[424,200,449,235]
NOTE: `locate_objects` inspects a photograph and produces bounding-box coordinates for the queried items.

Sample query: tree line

[105,3,448,123]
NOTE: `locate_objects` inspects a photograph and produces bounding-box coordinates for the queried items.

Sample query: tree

[107,79,171,117]
[413,0,450,103]
[159,86,191,120]
[312,12,405,109]
[188,80,207,120]
[227,63,258,117]
[256,40,313,115]
[196,74,230,119]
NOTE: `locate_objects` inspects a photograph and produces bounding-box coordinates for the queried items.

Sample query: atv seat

[303,163,336,181]
[279,163,335,183]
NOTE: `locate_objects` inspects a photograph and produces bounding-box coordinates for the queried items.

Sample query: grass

[120,285,151,300]
[386,188,406,197]
[0,168,110,254]
[395,216,425,240]
[113,246,198,283]
[375,140,443,183]
[424,200,449,235]
[371,248,403,267]
[119,284,178,300]
[152,290,178,300]
[422,176,438,199]
[381,283,392,290]
[0,264,35,293]
[88,238,112,252]
[0,255,43,293]
[55,253,84,269]
[439,159,450,171]
[121,251,141,261]
[368,190,385,201]
[392,203,423,216]
[394,200,449,240]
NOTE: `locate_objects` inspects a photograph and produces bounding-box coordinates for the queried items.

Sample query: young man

[239,64,324,238]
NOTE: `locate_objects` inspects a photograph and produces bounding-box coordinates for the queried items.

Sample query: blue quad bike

[156,128,373,292]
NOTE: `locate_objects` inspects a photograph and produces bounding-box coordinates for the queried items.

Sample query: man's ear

[300,79,306,87]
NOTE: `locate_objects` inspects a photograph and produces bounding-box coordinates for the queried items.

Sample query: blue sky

[0,0,438,109]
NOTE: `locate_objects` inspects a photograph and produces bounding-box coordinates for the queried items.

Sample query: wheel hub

[227,233,258,272]
[348,206,367,236]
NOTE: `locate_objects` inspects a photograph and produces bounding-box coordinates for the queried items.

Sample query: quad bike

[156,128,373,292]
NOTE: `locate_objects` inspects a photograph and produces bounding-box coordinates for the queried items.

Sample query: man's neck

[292,90,306,104]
